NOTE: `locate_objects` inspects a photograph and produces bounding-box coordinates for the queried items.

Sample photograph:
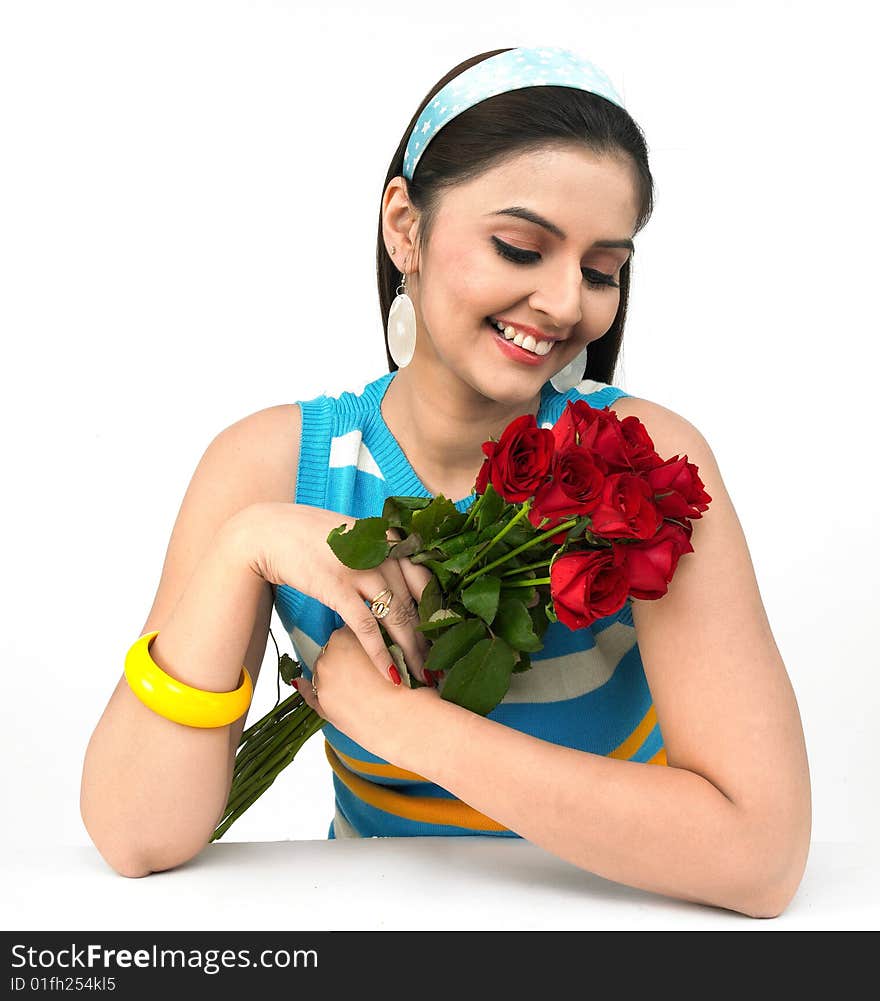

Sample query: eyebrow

[485,206,634,253]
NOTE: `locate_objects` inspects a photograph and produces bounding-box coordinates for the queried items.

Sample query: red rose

[552,400,631,471]
[550,546,630,630]
[618,415,662,472]
[589,472,662,540]
[646,455,712,520]
[528,445,605,536]
[623,520,695,599]
[475,414,554,503]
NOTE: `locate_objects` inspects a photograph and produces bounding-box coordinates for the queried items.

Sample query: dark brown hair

[376,47,655,383]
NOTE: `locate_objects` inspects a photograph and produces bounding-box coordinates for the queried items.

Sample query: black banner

[1,930,873,992]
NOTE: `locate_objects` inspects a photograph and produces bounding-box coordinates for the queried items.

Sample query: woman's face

[397,145,640,403]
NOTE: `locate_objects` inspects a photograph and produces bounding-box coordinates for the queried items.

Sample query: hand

[247,502,434,683]
[294,624,437,749]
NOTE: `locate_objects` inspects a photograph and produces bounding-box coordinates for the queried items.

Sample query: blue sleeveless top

[272,370,667,839]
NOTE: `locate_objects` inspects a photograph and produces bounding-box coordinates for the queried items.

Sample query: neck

[381,355,544,498]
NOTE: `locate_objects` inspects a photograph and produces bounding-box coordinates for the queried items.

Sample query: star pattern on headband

[403,46,624,180]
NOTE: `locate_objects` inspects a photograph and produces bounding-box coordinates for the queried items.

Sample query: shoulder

[213,402,302,505]
[604,393,716,472]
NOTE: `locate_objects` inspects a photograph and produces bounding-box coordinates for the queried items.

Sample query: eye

[491,236,620,289]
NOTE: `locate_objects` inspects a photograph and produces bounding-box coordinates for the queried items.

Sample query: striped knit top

[272,370,667,839]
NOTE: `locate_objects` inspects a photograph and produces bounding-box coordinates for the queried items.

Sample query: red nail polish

[291,678,300,690]
[388,664,402,686]
[423,669,436,688]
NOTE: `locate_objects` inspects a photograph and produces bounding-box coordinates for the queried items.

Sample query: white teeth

[490,319,554,356]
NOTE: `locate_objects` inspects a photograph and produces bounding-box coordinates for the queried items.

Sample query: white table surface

[3,838,877,931]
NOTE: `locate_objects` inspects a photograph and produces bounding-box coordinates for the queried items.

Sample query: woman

[80,46,811,918]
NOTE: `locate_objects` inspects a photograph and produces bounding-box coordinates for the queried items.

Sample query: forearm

[381,689,781,918]
[80,513,268,877]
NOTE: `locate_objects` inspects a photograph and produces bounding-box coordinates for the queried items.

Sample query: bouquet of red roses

[211,398,711,839]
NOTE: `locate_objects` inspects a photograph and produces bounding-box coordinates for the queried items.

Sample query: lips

[486,318,554,364]
[485,318,554,354]
[487,317,563,343]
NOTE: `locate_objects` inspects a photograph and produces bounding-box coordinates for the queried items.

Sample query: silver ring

[312,641,330,699]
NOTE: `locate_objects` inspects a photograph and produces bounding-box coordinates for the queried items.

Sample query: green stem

[211,778,274,841]
[459,490,486,532]
[455,501,532,583]
[213,712,326,839]
[499,559,551,578]
[459,516,579,589]
[233,708,310,782]
[239,691,302,744]
[502,576,551,588]
[225,710,323,814]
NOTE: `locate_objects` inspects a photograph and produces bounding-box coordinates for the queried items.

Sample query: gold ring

[370,587,393,619]
[311,668,319,700]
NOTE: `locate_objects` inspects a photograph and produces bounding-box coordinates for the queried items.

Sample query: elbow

[734,803,812,920]
[80,780,218,879]
[81,802,211,880]
[89,835,210,880]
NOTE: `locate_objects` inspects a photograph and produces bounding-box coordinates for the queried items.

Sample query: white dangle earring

[550,344,589,393]
[387,247,417,368]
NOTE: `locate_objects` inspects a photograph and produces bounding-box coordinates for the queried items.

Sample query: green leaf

[439,547,484,574]
[440,636,516,716]
[326,517,390,569]
[503,519,538,548]
[424,617,487,674]
[384,495,434,518]
[566,515,593,540]
[435,510,470,541]
[460,574,501,626]
[417,574,443,624]
[492,598,543,652]
[416,608,466,633]
[412,496,459,547]
[278,653,302,684]
[528,598,551,641]
[475,485,505,533]
[512,650,532,674]
[386,531,424,560]
[420,558,456,591]
[437,529,481,557]
[545,598,558,624]
[500,584,536,607]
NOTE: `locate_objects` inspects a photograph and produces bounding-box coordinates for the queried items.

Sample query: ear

[381,176,420,271]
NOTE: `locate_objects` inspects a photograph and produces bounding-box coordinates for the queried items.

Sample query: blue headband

[403,46,625,181]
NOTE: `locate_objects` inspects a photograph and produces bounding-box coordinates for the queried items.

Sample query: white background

[1,0,876,865]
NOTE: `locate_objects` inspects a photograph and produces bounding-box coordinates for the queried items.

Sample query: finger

[385,529,434,678]
[372,562,429,684]
[341,594,403,683]
[395,557,433,663]
[293,674,323,717]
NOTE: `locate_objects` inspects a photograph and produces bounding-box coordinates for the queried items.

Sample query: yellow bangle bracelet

[124,630,253,728]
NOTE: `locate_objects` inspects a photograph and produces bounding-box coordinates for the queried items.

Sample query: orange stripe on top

[331,745,429,782]
[607,704,665,762]
[324,741,510,832]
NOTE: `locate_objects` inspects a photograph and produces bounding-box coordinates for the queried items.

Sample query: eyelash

[491,237,621,289]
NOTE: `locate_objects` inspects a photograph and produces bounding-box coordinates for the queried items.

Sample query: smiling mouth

[485,317,557,357]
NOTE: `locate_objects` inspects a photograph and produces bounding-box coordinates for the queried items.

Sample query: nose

[527,262,583,332]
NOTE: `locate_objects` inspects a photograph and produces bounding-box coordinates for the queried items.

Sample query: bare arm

[79,513,270,877]
[402,408,809,918]
[305,400,811,919]
[80,404,301,878]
